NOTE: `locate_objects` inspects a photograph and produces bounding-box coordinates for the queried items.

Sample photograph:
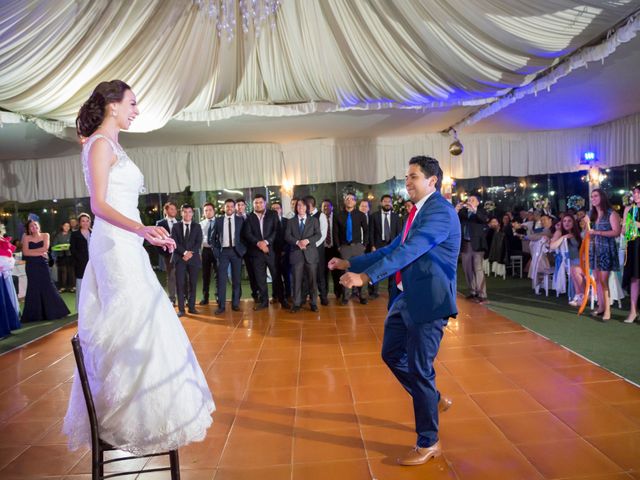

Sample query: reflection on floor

[1,295,639,480]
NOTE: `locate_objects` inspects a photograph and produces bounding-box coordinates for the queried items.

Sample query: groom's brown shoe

[439,396,453,413]
[397,441,442,466]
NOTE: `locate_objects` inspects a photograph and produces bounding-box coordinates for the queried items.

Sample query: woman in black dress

[21,220,70,322]
[52,221,74,292]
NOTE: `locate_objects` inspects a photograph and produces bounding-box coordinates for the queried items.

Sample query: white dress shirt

[223,215,235,247]
[165,216,177,233]
[200,217,214,248]
[310,208,328,247]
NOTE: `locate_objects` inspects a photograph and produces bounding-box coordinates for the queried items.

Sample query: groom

[330,156,460,466]
[171,204,203,317]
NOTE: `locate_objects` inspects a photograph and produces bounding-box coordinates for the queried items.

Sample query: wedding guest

[199,202,217,306]
[242,194,289,310]
[21,220,70,321]
[322,199,341,300]
[70,213,91,310]
[52,221,75,292]
[171,204,202,317]
[69,217,79,231]
[212,199,246,314]
[589,189,621,321]
[622,185,640,324]
[236,198,257,300]
[334,192,369,304]
[305,195,328,305]
[156,201,178,304]
[271,201,292,301]
[550,214,585,307]
[456,195,488,303]
[0,231,20,336]
[285,197,299,219]
[285,198,321,312]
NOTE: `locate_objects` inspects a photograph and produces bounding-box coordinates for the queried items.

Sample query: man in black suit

[333,192,369,304]
[304,195,329,306]
[156,201,179,304]
[271,201,292,302]
[199,201,218,306]
[369,194,403,298]
[171,204,202,317]
[456,195,489,303]
[211,199,246,314]
[242,193,289,310]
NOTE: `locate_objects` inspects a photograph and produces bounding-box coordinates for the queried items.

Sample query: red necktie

[395,205,418,286]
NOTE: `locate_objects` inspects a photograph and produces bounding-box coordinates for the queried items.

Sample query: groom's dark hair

[409,155,443,191]
[181,203,193,211]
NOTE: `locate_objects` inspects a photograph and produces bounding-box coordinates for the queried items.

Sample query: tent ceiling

[0,0,639,161]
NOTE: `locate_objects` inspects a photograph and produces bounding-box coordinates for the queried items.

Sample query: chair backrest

[71,334,101,450]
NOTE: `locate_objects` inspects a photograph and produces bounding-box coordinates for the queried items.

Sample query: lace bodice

[81,134,146,218]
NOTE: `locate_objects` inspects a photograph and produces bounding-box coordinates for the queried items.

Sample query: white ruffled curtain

[1,0,638,136]
[2,112,638,202]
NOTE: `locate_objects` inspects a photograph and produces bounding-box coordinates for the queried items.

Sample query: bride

[63,80,214,454]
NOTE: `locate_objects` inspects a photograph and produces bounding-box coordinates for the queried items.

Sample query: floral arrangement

[392,193,409,216]
[567,195,586,211]
[483,200,496,213]
[622,191,633,206]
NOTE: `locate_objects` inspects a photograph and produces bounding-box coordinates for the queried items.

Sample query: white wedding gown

[63,134,214,454]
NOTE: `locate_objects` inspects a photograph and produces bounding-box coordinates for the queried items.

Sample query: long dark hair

[76,80,131,138]
[559,214,582,248]
[589,188,613,223]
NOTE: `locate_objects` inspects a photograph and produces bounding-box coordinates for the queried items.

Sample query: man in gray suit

[285,198,321,312]
[171,204,203,317]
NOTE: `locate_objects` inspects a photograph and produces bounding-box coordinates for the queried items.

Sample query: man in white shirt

[156,201,178,304]
[199,202,217,306]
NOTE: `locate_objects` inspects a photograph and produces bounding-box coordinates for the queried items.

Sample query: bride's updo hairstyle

[76,80,131,138]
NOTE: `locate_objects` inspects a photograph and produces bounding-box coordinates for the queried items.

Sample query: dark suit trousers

[201,247,218,300]
[244,256,259,300]
[217,248,242,308]
[302,245,326,301]
[338,244,367,300]
[381,293,448,448]
[324,246,341,297]
[175,260,200,312]
[275,250,292,300]
[293,260,318,307]
[251,252,284,305]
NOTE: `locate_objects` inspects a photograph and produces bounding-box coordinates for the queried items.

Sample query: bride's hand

[136,225,174,252]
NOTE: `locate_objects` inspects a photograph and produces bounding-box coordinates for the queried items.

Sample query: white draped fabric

[1,0,638,136]
[2,112,638,203]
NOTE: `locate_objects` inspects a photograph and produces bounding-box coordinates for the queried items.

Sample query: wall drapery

[1,113,638,203]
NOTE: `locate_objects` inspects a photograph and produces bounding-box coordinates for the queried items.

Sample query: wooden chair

[71,334,181,480]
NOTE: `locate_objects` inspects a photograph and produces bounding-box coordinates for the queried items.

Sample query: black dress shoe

[341,298,349,305]
[214,307,225,315]
[253,303,268,311]
[310,304,319,312]
[188,308,200,314]
[199,299,209,305]
[360,299,368,305]
[290,306,301,313]
[320,297,329,306]
[177,311,185,318]
[232,305,241,312]
[281,300,291,309]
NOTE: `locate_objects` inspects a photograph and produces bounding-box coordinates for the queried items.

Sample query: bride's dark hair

[76,80,131,138]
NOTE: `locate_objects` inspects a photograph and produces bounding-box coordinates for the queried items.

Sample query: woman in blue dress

[589,189,621,321]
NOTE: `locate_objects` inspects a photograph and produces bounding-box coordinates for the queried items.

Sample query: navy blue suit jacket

[211,215,247,258]
[349,191,461,324]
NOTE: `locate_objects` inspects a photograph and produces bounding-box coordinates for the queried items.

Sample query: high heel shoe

[590,310,604,317]
[623,314,638,324]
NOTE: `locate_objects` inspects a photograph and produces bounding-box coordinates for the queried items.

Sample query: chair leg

[169,449,181,480]
[94,448,104,480]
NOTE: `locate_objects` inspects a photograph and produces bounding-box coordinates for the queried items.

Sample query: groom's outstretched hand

[328,257,349,271]
[340,272,369,288]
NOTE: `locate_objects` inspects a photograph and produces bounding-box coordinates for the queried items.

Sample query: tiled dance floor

[1,296,640,479]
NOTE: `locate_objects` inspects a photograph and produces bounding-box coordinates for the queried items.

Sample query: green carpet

[458,268,640,385]
[0,291,78,354]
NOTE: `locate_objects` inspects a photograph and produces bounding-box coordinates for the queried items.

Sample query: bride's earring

[112,109,117,117]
